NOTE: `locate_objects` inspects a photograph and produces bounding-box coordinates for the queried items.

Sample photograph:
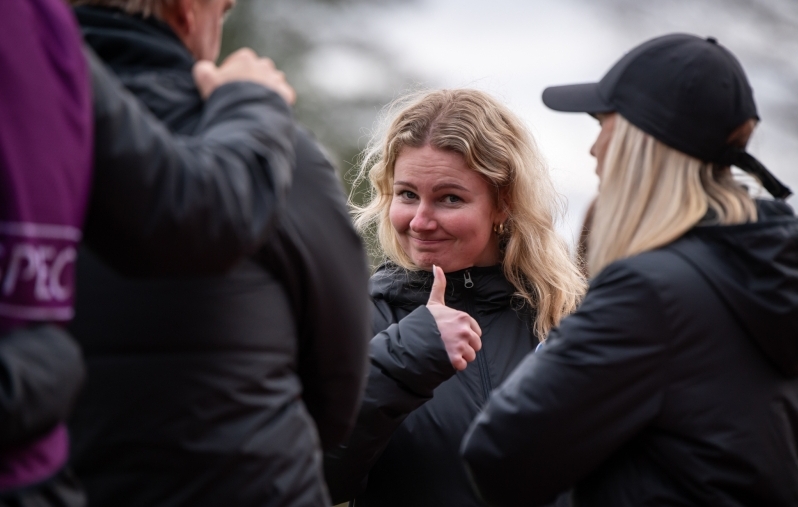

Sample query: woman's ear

[726,118,758,148]
[495,188,510,224]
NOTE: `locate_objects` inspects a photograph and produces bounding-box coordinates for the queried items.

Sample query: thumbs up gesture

[426,265,483,371]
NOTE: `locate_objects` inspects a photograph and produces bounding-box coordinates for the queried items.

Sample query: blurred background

[221,0,798,248]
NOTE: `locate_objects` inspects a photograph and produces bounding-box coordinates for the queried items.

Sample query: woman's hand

[427,265,482,371]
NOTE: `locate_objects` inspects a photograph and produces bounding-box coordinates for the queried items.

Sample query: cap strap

[721,148,792,200]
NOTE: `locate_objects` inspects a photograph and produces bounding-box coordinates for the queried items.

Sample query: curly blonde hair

[351,89,586,340]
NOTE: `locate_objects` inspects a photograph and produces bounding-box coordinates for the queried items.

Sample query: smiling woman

[324,89,586,506]
[353,88,585,339]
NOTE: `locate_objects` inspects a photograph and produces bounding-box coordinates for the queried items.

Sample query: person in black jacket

[85,46,298,276]
[0,0,297,504]
[324,89,586,506]
[68,2,371,506]
[462,34,798,507]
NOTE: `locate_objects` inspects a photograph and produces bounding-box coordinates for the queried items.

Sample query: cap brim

[542,83,614,114]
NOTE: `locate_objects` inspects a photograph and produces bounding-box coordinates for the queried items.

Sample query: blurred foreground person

[0,1,92,504]
[462,34,798,506]
[0,0,301,505]
[324,89,585,506]
[69,1,371,506]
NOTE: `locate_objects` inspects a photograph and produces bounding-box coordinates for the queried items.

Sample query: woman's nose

[409,202,437,231]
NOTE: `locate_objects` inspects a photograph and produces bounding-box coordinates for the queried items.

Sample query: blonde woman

[324,89,585,506]
[462,34,798,507]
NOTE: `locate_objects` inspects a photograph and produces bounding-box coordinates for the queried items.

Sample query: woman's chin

[410,255,441,272]
[413,261,436,272]
[411,257,465,273]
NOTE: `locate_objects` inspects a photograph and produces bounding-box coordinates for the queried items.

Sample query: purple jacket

[0,0,93,490]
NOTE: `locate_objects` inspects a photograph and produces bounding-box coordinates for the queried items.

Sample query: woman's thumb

[427,265,446,306]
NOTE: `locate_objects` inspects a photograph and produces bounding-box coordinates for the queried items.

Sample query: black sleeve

[0,325,85,449]
[461,261,670,507]
[82,48,295,276]
[255,128,371,450]
[324,305,456,503]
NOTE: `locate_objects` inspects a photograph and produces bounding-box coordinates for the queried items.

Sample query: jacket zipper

[463,269,492,403]
[463,270,474,288]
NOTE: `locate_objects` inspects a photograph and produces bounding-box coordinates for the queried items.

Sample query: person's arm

[82,48,296,276]
[0,325,85,449]
[460,261,670,506]
[323,304,457,503]
[255,128,371,450]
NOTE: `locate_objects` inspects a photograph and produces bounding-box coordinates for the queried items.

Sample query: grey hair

[69,0,178,19]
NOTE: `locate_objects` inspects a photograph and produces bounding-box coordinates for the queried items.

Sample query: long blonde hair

[352,89,586,340]
[588,115,758,276]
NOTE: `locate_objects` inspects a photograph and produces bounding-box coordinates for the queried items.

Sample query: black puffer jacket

[69,8,370,507]
[325,264,535,506]
[462,201,798,507]
[84,48,295,276]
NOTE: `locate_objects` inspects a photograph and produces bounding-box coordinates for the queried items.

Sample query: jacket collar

[75,6,194,73]
[370,263,519,313]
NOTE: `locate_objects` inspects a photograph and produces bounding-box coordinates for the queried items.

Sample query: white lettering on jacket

[1,244,75,302]
[0,221,80,321]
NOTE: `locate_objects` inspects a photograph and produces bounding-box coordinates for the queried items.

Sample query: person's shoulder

[293,125,338,176]
[122,70,197,101]
[369,263,404,298]
[120,70,202,132]
[597,248,685,280]
[756,198,795,219]
[592,247,696,299]
[369,264,431,307]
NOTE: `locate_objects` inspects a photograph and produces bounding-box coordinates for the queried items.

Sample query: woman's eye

[399,190,417,199]
[443,195,462,203]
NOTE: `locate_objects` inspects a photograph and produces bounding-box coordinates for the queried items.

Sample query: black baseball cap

[543,33,791,199]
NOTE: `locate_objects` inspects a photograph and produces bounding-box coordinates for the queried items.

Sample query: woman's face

[390,145,505,273]
[590,112,617,179]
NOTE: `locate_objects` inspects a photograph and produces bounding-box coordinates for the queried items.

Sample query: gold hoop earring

[493,222,505,235]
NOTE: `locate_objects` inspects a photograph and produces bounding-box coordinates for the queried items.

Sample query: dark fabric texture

[0,468,85,507]
[252,127,371,449]
[462,201,798,507]
[325,265,535,506]
[0,327,84,451]
[70,7,370,507]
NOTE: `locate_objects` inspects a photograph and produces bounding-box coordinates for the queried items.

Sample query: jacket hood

[370,264,520,315]
[76,6,204,134]
[668,200,798,377]
[75,6,194,73]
